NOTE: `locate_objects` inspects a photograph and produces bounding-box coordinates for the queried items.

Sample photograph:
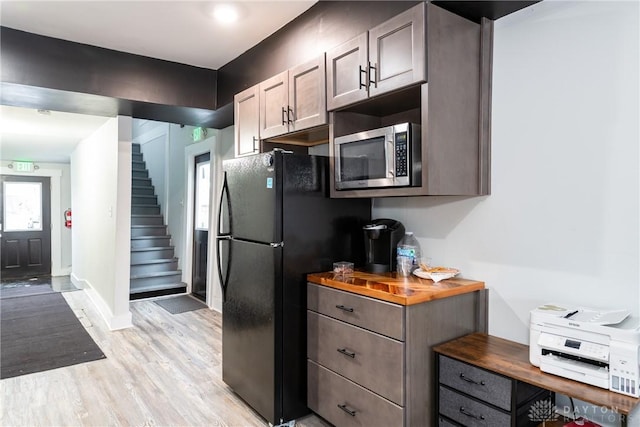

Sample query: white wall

[374,0,639,343]
[71,116,132,330]
[114,118,133,323]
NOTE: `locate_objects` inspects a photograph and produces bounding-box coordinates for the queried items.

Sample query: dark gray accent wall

[1,27,217,109]
[0,26,230,127]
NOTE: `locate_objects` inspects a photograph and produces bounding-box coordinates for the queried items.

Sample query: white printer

[529,303,640,397]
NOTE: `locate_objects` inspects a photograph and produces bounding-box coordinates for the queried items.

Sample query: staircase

[130,143,186,299]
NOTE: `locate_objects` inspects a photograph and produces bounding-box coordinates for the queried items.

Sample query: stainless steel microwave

[334,123,421,190]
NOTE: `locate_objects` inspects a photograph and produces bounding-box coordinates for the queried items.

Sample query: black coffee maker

[363,219,405,273]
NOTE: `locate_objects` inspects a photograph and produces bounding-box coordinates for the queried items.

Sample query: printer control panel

[538,333,609,361]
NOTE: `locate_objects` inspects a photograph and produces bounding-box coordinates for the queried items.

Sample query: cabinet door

[289,55,327,133]
[234,85,260,158]
[368,2,426,98]
[326,33,368,111]
[259,70,289,139]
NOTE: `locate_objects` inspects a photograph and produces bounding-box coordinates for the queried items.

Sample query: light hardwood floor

[0,290,331,427]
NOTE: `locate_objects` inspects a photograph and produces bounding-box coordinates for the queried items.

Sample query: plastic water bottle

[397,232,421,273]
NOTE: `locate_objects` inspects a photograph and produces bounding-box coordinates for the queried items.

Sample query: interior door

[192,153,210,301]
[0,175,52,279]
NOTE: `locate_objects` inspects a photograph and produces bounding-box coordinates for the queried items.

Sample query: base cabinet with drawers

[306,281,487,427]
[436,355,551,426]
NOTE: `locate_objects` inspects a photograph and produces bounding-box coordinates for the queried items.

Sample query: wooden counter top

[434,333,640,416]
[306,270,484,306]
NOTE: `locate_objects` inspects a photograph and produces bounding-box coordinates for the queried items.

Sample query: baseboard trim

[71,273,133,331]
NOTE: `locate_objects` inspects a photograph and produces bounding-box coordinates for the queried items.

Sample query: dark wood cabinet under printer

[306,272,487,426]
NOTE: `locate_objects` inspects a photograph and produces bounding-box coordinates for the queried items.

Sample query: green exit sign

[192,127,207,142]
[13,161,34,173]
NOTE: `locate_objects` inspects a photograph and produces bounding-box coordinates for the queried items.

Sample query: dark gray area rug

[0,291,106,379]
[0,283,56,299]
[154,295,207,314]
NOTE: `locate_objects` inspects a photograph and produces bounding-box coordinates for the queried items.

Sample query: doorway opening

[191,152,210,301]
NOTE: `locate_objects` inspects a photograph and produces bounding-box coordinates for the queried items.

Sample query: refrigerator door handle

[217,171,231,237]
[216,236,231,301]
[216,172,232,301]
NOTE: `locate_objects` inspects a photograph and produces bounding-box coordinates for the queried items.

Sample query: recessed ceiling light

[213,3,239,24]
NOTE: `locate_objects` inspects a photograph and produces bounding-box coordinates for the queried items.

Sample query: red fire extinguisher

[64,209,72,228]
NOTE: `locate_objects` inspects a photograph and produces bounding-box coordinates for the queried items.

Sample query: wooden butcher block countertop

[307,270,485,306]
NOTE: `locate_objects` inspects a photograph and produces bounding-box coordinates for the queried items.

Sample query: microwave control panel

[395,131,408,177]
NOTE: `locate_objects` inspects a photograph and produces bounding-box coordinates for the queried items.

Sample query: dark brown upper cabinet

[326,3,426,111]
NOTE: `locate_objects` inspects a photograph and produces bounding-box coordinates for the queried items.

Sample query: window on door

[3,181,43,231]
[195,161,210,231]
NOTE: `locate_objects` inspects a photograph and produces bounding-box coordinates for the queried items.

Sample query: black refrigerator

[216,150,370,425]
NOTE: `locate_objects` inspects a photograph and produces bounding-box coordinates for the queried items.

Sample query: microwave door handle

[386,137,395,178]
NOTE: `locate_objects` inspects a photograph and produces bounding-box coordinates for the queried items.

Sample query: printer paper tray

[540,354,609,389]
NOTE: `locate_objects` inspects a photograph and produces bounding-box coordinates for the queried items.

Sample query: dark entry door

[192,153,210,301]
[0,175,52,279]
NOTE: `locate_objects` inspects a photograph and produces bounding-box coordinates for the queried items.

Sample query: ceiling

[0,105,111,163]
[0,1,317,70]
[0,0,317,163]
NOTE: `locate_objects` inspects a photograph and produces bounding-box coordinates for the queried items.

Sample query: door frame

[183,137,216,307]
[0,166,66,276]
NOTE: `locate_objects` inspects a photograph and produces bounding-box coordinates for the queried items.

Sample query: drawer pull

[460,373,486,386]
[335,304,354,313]
[459,407,485,421]
[338,403,357,416]
[337,348,356,358]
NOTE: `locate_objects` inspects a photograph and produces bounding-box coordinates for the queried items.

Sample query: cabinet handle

[252,137,259,152]
[337,348,356,358]
[358,66,368,89]
[281,107,287,126]
[460,373,486,386]
[459,407,485,421]
[335,304,354,313]
[287,106,294,124]
[369,62,377,88]
[337,404,356,417]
